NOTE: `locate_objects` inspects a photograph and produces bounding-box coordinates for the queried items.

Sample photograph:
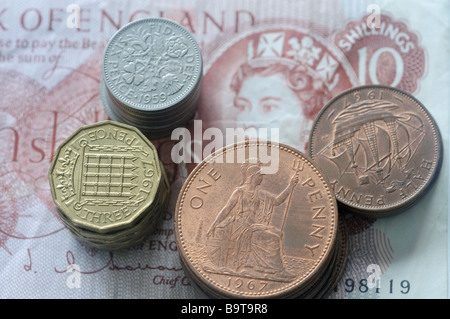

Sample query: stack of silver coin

[100,18,203,139]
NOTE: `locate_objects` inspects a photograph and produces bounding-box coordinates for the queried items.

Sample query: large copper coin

[174,141,338,298]
[309,85,443,216]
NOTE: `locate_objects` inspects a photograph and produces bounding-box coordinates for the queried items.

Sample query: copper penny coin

[174,140,338,298]
[309,85,443,217]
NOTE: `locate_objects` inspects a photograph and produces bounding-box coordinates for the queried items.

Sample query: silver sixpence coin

[102,18,203,113]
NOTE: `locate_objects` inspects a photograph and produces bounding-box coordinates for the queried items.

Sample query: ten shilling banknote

[0,0,448,299]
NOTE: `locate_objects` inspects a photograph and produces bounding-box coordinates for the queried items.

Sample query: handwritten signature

[54,250,183,274]
[24,248,35,273]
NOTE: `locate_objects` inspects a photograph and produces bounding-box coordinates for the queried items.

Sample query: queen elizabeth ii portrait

[197,25,357,153]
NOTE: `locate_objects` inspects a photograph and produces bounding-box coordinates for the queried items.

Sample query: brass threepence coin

[48,120,170,250]
[174,140,339,298]
[309,85,443,217]
[101,18,203,139]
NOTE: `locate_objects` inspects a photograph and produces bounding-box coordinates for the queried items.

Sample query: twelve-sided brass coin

[175,140,339,298]
[48,120,169,250]
[309,85,443,217]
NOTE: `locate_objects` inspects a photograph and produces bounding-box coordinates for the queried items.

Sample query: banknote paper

[0,0,447,299]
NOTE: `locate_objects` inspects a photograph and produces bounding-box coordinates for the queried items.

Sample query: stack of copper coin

[309,85,443,218]
[100,18,203,140]
[48,121,170,250]
[174,140,348,298]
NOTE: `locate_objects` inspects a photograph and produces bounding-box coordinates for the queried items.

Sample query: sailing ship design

[318,99,426,194]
